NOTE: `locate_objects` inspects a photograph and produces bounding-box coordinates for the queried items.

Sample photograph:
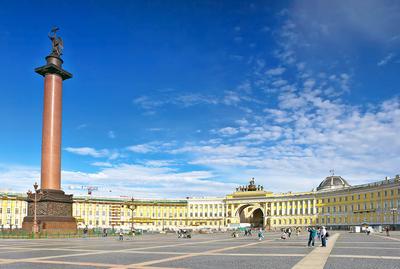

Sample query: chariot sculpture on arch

[48,27,63,57]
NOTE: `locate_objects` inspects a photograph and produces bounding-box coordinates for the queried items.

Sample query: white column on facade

[283,201,287,215]
[297,200,300,215]
[313,198,317,215]
[271,202,274,216]
[291,201,294,215]
[307,200,310,215]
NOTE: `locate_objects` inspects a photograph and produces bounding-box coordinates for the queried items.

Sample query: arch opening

[237,205,264,228]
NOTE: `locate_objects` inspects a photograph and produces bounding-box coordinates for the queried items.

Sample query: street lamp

[27,182,42,234]
[390,208,397,230]
[122,198,136,234]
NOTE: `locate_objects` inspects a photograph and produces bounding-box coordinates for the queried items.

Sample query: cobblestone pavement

[0,231,398,269]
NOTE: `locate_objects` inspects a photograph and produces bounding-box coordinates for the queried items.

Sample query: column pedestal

[22,189,76,234]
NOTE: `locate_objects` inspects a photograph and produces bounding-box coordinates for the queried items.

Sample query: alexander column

[23,28,77,234]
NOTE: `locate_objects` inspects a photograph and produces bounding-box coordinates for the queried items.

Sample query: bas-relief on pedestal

[22,28,76,233]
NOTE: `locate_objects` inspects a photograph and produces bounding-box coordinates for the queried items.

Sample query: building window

[352,196,354,201]
[15,208,19,214]
[385,190,388,197]
[364,193,367,199]
[391,190,394,196]
[371,193,374,198]
[358,194,360,200]
[7,208,10,214]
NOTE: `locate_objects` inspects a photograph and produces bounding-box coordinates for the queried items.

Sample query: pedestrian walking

[287,227,292,238]
[307,227,316,247]
[385,226,390,236]
[258,228,264,241]
[320,226,327,247]
[83,226,88,238]
[281,231,288,240]
[119,229,124,241]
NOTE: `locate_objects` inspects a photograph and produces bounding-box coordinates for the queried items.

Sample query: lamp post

[390,208,397,230]
[122,198,136,234]
[27,182,41,234]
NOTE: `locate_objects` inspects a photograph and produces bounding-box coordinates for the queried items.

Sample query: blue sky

[0,0,399,198]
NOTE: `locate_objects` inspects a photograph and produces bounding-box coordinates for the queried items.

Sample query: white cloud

[65,147,109,158]
[108,131,116,139]
[127,144,157,154]
[0,163,236,198]
[144,160,176,167]
[76,124,87,130]
[217,127,239,136]
[377,53,396,66]
[266,67,286,76]
[222,91,241,105]
[91,162,113,167]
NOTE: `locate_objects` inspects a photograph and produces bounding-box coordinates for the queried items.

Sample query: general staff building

[1,175,399,231]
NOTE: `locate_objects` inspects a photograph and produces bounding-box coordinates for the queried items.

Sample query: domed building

[317,175,351,191]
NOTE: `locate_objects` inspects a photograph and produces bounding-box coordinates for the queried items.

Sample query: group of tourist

[307,226,329,247]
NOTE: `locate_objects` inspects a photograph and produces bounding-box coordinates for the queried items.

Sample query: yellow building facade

[0,193,27,229]
[1,175,399,231]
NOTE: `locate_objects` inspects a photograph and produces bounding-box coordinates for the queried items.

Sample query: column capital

[35,55,72,80]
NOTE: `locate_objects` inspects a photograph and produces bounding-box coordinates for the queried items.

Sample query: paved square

[0,232,399,268]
